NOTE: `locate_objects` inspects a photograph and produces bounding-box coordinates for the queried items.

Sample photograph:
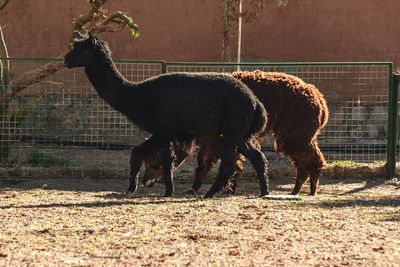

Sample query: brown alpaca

[143,70,329,195]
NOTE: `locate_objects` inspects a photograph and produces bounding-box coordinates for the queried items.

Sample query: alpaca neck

[84,51,137,113]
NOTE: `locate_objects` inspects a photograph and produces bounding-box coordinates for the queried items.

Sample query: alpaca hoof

[143,179,157,187]
[185,189,197,195]
[291,187,301,195]
[223,185,236,195]
[222,189,235,195]
[163,190,174,197]
[127,182,138,195]
[204,192,216,198]
[309,187,317,196]
[259,191,270,197]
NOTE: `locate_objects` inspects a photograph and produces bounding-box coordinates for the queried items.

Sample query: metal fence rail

[0,59,394,178]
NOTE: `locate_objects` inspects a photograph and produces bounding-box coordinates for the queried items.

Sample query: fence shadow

[317,197,400,208]
[0,175,296,192]
[341,178,387,195]
[384,214,400,222]
[320,177,388,195]
[0,175,390,196]
[0,197,199,210]
[0,177,130,193]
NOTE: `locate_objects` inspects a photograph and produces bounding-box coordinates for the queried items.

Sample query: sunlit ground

[1,176,399,266]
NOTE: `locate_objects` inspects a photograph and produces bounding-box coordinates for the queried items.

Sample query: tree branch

[94,11,140,36]
[0,26,10,92]
[0,0,10,10]
[1,0,140,102]
[0,61,65,102]
[71,0,139,41]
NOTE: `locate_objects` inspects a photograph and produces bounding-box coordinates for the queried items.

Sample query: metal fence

[0,59,395,178]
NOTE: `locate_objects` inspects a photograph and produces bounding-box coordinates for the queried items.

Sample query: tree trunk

[0,60,65,163]
[2,61,66,101]
[0,26,10,92]
[221,0,233,62]
[221,31,232,62]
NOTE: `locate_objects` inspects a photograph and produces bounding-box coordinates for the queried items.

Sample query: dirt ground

[0,175,399,266]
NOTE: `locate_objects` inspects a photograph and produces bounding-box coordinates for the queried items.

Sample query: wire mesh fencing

[0,59,163,177]
[0,59,393,178]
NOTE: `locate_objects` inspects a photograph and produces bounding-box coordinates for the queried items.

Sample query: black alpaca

[64,31,270,198]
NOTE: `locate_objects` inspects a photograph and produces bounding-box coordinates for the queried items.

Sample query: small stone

[122,231,132,238]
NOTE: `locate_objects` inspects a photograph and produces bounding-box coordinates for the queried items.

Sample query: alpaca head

[142,139,196,187]
[64,31,99,68]
[142,153,165,187]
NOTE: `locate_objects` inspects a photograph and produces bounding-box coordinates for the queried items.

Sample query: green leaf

[118,12,140,39]
[130,28,141,39]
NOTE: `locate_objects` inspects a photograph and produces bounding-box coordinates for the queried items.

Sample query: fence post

[387,72,399,179]
[160,61,167,74]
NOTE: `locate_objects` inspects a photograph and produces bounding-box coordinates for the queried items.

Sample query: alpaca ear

[88,31,97,45]
[73,30,86,40]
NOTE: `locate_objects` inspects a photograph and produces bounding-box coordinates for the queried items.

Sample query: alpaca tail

[320,97,329,129]
[249,101,268,139]
[315,87,329,129]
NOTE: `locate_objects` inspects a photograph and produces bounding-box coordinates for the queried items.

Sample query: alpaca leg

[309,168,322,196]
[191,160,213,194]
[160,142,175,197]
[291,167,309,195]
[238,141,269,196]
[225,171,240,194]
[226,153,245,194]
[308,140,325,196]
[128,149,144,194]
[204,144,237,198]
[279,138,324,195]
[290,140,325,196]
[127,136,173,194]
[192,144,213,193]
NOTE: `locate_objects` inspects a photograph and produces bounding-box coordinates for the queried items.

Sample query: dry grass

[1,175,399,266]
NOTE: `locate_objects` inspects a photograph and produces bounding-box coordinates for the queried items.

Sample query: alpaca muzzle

[64,60,73,68]
[64,56,74,68]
